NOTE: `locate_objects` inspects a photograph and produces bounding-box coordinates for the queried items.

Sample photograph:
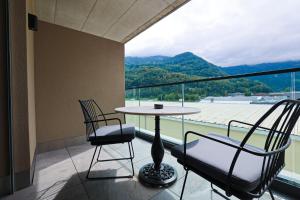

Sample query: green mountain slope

[125,53,272,101]
[125,55,169,65]
[222,61,300,91]
[126,67,199,88]
[126,52,226,77]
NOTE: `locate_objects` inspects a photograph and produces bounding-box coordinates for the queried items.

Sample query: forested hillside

[125,52,272,101]
[223,61,300,91]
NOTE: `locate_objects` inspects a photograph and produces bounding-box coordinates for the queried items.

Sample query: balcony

[1,0,300,199]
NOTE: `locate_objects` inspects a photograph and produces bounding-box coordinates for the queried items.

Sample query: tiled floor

[3,138,290,200]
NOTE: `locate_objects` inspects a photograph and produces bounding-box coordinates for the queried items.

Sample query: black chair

[171,99,300,200]
[79,99,135,179]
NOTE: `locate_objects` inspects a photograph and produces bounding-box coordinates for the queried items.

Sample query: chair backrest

[256,99,300,190]
[79,99,106,140]
[228,99,300,195]
[251,99,300,152]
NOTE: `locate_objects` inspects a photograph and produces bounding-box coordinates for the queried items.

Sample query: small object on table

[154,104,163,109]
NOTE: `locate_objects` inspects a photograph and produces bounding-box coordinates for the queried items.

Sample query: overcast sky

[125,0,300,66]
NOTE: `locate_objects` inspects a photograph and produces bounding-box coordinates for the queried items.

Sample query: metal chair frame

[178,99,300,200]
[79,99,135,180]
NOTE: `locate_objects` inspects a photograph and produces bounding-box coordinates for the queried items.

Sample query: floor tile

[41,184,88,200]
[150,189,180,200]
[85,169,161,200]
[168,170,210,199]
[169,170,284,200]
[114,138,152,163]
[2,177,82,200]
[2,185,43,200]
[67,144,131,180]
[33,150,80,192]
[35,148,71,171]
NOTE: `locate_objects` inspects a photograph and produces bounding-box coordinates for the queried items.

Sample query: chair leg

[96,145,102,161]
[86,142,135,180]
[268,188,275,200]
[86,146,98,179]
[130,141,135,158]
[210,183,231,200]
[128,142,135,176]
[180,169,189,200]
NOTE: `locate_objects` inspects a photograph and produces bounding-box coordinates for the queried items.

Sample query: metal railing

[126,68,300,139]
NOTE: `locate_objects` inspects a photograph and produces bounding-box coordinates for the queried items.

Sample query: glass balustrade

[125,70,300,186]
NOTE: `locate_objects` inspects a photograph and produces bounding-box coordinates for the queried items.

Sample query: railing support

[181,83,185,143]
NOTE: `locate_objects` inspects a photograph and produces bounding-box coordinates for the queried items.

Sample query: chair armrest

[98,112,118,116]
[227,120,283,137]
[98,112,126,123]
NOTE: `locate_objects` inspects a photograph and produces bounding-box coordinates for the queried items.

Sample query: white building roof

[126,100,300,135]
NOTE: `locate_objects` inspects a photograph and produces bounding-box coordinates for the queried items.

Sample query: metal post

[291,72,296,100]
[181,83,185,143]
[290,72,297,175]
[144,115,147,130]
[138,88,141,132]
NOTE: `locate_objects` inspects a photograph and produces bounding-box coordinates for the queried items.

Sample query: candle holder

[154,104,163,109]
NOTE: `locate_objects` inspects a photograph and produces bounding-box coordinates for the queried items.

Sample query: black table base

[138,116,177,187]
[138,163,177,186]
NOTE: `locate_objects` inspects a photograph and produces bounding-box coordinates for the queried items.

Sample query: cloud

[125,0,300,66]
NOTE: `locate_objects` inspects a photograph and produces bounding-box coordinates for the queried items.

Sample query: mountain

[223,61,300,74]
[126,52,226,77]
[125,52,272,101]
[223,61,300,91]
[125,55,170,65]
[126,53,300,93]
[126,67,199,89]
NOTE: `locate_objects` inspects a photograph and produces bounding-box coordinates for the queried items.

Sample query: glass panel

[182,75,281,144]
[280,71,300,184]
[125,89,139,128]
[125,71,300,185]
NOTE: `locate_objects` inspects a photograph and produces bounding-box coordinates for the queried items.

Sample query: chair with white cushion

[171,99,300,200]
[79,99,135,179]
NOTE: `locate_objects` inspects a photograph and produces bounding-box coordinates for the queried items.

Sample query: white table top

[115,106,200,116]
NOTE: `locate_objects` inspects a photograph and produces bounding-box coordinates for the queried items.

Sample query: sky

[125,0,300,66]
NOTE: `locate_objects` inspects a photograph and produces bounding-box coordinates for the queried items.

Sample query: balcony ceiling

[36,0,189,43]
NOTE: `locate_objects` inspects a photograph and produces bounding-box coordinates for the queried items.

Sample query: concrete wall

[10,0,31,189]
[7,0,37,190]
[26,0,37,167]
[35,21,125,148]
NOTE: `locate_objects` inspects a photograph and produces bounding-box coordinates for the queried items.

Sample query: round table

[115,105,200,187]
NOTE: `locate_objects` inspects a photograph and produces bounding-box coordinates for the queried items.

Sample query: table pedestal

[138,116,177,187]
